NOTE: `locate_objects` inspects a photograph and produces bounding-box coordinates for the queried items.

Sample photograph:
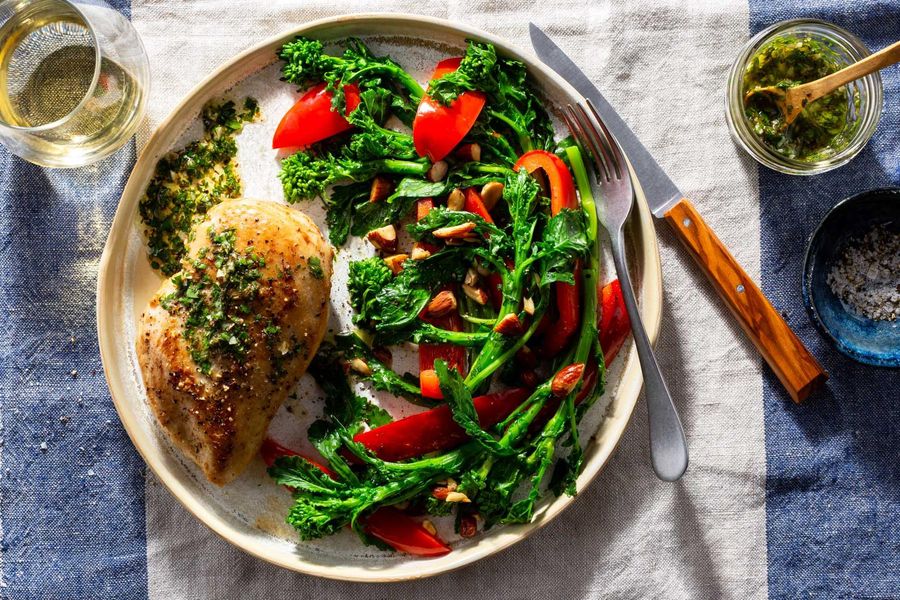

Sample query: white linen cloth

[133,1,767,597]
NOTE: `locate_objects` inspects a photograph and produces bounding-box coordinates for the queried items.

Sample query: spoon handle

[801,39,900,105]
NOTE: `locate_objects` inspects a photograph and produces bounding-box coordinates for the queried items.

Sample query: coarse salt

[827,225,900,321]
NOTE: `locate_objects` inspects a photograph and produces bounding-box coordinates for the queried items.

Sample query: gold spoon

[744,39,900,125]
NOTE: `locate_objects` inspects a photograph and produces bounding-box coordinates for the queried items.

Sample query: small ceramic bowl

[803,188,900,367]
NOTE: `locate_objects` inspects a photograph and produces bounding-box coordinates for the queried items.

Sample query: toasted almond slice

[433,222,476,239]
[426,290,458,317]
[551,363,586,398]
[383,253,408,275]
[367,224,397,252]
[447,188,465,211]
[462,284,488,305]
[426,160,448,182]
[369,176,393,203]
[480,181,504,211]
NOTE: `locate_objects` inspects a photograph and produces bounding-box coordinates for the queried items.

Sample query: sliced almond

[369,176,393,203]
[447,188,465,211]
[367,224,397,252]
[411,244,432,261]
[422,519,438,535]
[454,142,481,162]
[493,313,523,337]
[551,363,586,398]
[433,222,476,240]
[426,160,448,182]
[383,253,408,275]
[522,296,535,316]
[462,284,488,306]
[348,357,372,377]
[480,181,504,211]
[464,268,480,288]
[459,515,477,538]
[445,491,471,503]
[426,290,458,318]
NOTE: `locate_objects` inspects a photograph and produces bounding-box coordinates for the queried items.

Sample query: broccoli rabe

[279,151,429,202]
[279,37,425,111]
[427,40,555,153]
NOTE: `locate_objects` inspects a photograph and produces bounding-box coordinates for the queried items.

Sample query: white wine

[0,0,145,167]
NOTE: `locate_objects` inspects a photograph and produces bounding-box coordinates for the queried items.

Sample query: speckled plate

[96,14,662,581]
[803,187,900,367]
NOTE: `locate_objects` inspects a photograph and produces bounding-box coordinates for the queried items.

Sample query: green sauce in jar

[742,34,858,161]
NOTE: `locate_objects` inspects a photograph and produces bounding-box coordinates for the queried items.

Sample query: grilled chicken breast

[137,198,332,485]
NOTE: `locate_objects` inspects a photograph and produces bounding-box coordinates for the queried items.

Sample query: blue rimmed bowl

[803,188,900,367]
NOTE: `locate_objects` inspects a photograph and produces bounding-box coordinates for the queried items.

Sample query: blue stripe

[748,1,900,598]
[0,1,147,598]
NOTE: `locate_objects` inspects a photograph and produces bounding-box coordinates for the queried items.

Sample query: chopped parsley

[161,227,266,374]
[140,97,260,275]
[308,256,325,280]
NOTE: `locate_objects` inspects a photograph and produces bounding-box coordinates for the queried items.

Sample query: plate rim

[96,12,663,582]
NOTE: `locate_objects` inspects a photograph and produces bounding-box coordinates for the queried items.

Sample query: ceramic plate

[96,13,662,581]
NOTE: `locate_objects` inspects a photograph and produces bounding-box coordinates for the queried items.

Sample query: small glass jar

[725,19,883,176]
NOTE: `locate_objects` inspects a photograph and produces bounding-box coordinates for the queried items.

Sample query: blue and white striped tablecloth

[0,1,896,598]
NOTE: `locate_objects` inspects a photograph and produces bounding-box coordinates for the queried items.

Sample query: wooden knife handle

[664,199,827,402]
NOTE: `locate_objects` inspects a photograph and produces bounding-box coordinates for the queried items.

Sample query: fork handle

[611,231,688,482]
[664,199,828,402]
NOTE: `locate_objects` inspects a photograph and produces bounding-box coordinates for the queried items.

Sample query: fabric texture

[0,0,895,599]
[749,1,900,598]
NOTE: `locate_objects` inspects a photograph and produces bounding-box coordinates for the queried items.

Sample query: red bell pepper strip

[413,58,486,162]
[418,369,442,400]
[272,83,361,149]
[532,279,630,428]
[363,507,451,557]
[360,282,628,461]
[418,304,466,400]
[463,188,494,223]
[353,388,531,462]
[599,279,630,364]
[514,150,581,356]
[261,438,450,557]
[485,272,504,311]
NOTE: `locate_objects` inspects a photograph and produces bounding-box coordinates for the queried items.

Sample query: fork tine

[565,104,611,181]
[585,98,625,180]
[562,106,605,181]
[573,103,618,182]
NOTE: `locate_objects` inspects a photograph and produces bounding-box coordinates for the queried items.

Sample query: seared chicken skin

[137,199,332,485]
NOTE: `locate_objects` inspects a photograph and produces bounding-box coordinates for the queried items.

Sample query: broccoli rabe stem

[412,324,490,347]
[489,110,534,153]
[345,64,425,101]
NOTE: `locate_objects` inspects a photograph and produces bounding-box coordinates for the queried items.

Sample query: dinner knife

[529,23,827,403]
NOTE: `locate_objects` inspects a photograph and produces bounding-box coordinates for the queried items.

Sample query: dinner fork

[564,100,688,482]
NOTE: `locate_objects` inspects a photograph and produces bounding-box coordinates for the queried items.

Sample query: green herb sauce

[307,256,325,280]
[161,228,266,374]
[140,98,260,275]
[743,34,857,161]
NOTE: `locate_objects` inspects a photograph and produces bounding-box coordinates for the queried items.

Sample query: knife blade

[529,23,827,402]
[529,23,681,218]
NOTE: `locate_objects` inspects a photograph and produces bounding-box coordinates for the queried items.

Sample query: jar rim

[725,18,884,176]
